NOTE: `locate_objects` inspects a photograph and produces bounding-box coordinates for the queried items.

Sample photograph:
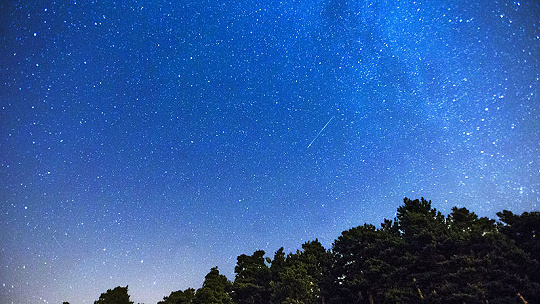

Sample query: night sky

[1,0,539,303]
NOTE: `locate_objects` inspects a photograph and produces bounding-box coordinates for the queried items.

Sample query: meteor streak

[307,116,334,148]
[52,235,63,249]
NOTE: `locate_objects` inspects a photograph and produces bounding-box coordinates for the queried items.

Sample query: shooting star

[307,116,335,148]
[52,235,63,250]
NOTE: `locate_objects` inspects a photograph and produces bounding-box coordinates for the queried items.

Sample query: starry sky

[1,0,539,303]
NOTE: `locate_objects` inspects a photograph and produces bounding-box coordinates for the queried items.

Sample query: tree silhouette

[497,210,540,262]
[94,286,133,304]
[84,198,540,304]
[270,240,329,304]
[158,288,195,304]
[194,267,234,304]
[233,250,271,304]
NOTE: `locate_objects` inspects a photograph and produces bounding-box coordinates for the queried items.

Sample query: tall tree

[269,247,287,304]
[329,223,405,304]
[233,250,271,304]
[194,267,234,304]
[433,206,500,303]
[395,197,447,247]
[298,240,329,286]
[275,261,314,304]
[270,240,330,304]
[391,197,447,302]
[94,286,133,304]
[295,239,330,304]
[270,247,286,283]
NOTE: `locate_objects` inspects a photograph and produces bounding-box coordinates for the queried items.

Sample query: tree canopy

[91,198,539,304]
[94,286,133,304]
[158,288,195,304]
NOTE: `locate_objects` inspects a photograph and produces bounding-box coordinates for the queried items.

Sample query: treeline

[86,198,539,304]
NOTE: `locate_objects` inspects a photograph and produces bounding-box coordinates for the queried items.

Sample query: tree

[82,198,539,304]
[194,267,234,304]
[327,198,540,303]
[276,261,313,304]
[233,250,271,304]
[269,247,287,304]
[497,210,540,262]
[392,198,448,302]
[270,240,330,304]
[293,239,330,304]
[328,223,405,304]
[158,288,195,304]
[297,239,329,286]
[393,201,540,303]
[270,247,286,283]
[395,197,447,247]
[433,206,500,303]
[94,286,133,304]
[496,210,540,302]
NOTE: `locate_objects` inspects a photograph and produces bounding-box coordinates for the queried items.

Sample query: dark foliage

[497,210,540,263]
[233,250,272,304]
[158,288,195,304]
[94,286,133,304]
[92,198,539,304]
[195,267,234,304]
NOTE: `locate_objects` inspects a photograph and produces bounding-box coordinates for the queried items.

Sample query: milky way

[1,1,539,303]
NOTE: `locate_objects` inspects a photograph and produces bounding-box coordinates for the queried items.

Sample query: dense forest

[73,198,539,304]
